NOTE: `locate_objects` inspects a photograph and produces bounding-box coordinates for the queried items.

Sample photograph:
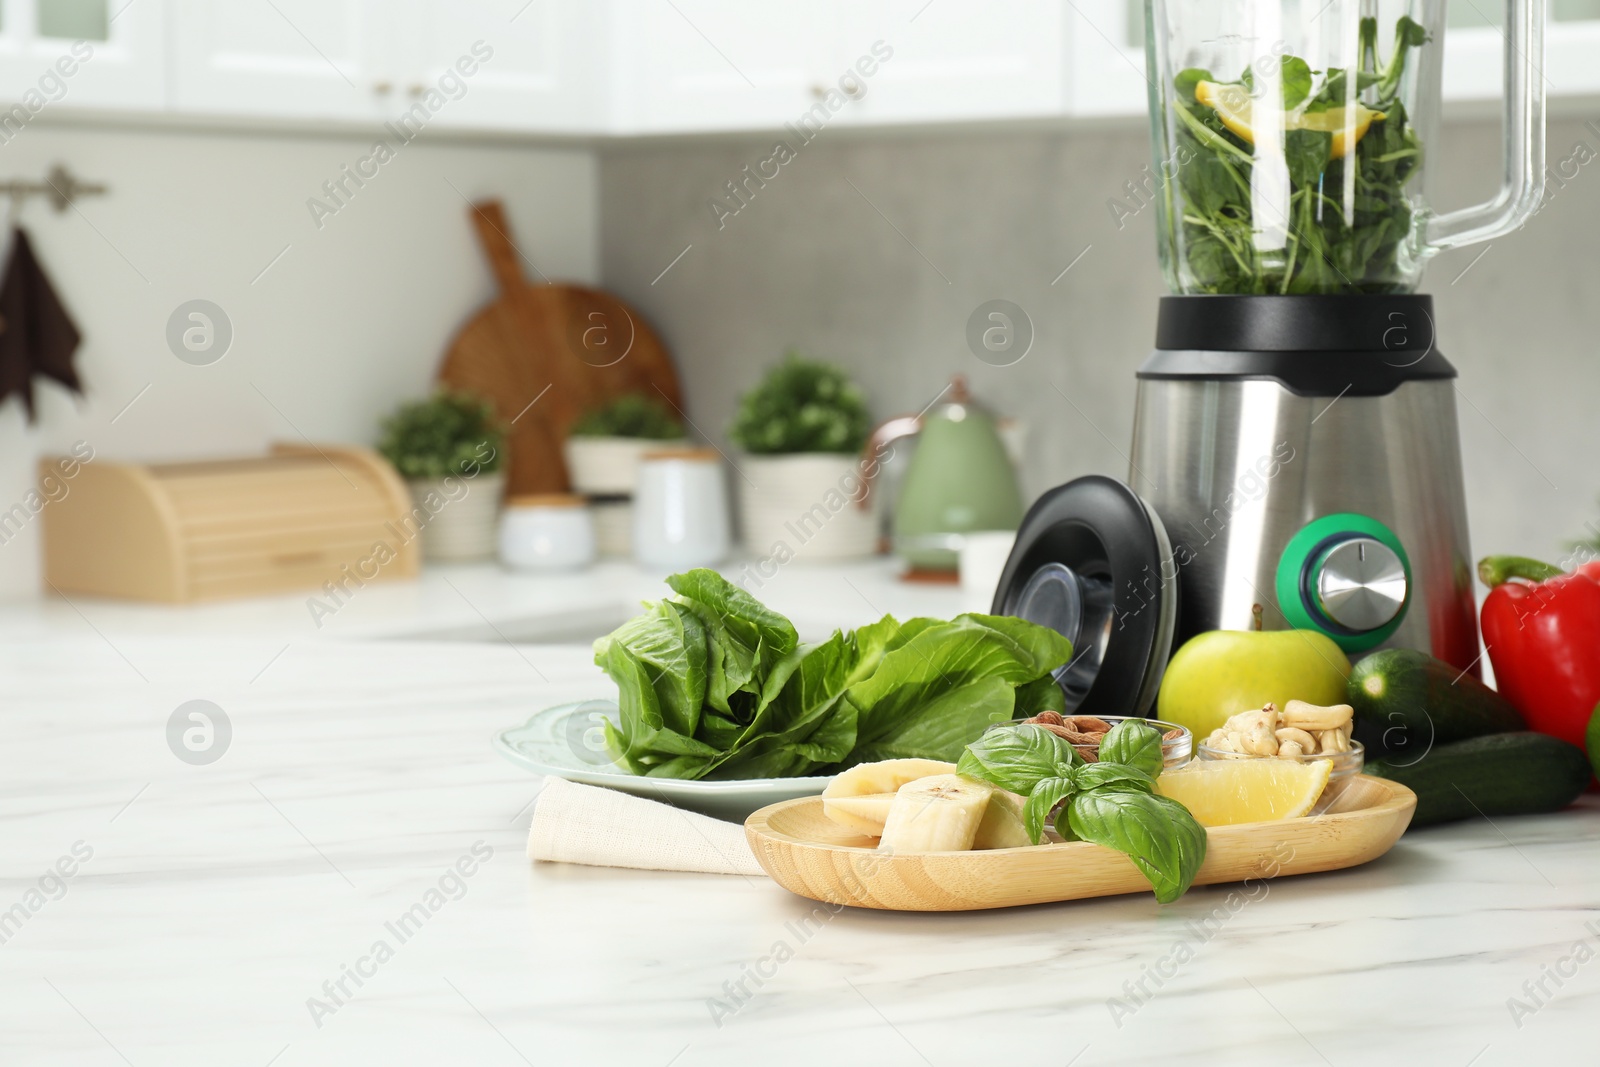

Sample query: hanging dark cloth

[0,228,82,422]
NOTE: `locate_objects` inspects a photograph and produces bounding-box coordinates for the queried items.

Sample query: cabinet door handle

[408,83,425,97]
[373,81,393,95]
[814,82,862,100]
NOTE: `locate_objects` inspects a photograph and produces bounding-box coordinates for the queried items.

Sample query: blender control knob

[1312,538,1408,632]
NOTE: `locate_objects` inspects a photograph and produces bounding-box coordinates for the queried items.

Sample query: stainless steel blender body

[1130,294,1480,672]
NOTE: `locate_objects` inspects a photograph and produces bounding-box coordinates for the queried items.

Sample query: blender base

[1129,294,1481,672]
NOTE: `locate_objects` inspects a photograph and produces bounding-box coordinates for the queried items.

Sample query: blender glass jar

[1144,0,1544,294]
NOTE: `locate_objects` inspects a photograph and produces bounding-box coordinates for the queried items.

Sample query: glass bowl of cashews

[1196,699,1364,781]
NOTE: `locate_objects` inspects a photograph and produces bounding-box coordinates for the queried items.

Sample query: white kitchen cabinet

[0,0,167,111]
[611,1,1068,134]
[171,0,607,130]
[170,0,395,120]
[832,0,1067,126]
[405,0,609,133]
[609,0,829,134]
[17,0,1600,138]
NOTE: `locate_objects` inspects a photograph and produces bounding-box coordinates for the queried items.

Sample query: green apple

[1157,629,1352,740]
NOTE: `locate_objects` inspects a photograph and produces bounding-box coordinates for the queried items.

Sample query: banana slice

[822,758,958,800]
[821,792,896,837]
[973,788,1031,849]
[826,783,1030,844]
[878,774,994,853]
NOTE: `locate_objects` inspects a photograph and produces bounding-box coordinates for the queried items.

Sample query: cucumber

[1368,732,1591,827]
[1588,702,1600,781]
[1347,648,1524,758]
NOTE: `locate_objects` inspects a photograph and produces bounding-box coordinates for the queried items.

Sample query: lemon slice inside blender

[1194,80,1385,160]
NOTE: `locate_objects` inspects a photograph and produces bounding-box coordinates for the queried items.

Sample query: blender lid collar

[991,475,1177,718]
[1141,294,1457,398]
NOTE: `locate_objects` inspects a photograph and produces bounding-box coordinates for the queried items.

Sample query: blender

[994,0,1545,715]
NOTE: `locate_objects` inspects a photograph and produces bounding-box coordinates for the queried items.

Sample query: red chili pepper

[1478,555,1600,750]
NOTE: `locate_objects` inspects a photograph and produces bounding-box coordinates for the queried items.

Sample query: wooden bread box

[41,443,421,602]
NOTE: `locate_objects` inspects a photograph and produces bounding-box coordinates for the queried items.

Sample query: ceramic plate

[492,701,832,822]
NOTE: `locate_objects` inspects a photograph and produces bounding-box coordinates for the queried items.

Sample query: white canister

[959,530,1018,614]
[738,453,877,562]
[499,495,596,571]
[633,448,730,570]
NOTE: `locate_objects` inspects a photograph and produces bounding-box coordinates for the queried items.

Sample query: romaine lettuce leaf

[592,570,1075,782]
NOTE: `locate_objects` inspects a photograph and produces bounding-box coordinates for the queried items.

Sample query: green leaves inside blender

[1169,16,1429,295]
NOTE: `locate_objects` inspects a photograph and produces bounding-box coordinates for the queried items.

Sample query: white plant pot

[563,437,658,495]
[738,454,877,563]
[407,472,504,563]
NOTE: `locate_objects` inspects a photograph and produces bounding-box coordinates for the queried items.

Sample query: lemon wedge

[1194,80,1384,160]
[1154,758,1333,827]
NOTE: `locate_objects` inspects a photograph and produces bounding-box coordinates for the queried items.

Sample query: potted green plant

[563,394,686,556]
[378,390,506,562]
[727,354,875,562]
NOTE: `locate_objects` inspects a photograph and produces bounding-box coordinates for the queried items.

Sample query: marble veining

[1,630,1597,1065]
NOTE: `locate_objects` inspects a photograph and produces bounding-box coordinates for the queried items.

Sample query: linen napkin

[526,777,766,877]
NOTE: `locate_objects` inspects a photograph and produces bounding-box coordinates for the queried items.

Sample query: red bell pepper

[1478,555,1600,750]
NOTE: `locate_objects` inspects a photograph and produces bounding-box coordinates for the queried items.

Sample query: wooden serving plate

[744,774,1416,911]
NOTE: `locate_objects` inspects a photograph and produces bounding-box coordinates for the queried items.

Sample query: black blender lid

[991,475,1177,718]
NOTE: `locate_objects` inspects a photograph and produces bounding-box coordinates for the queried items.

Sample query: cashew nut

[1282,699,1355,732]
[1277,740,1305,758]
[1275,726,1318,753]
[1242,718,1279,755]
[1318,727,1351,753]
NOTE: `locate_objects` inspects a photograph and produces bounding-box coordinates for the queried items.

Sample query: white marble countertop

[5,625,1599,1066]
[0,557,969,646]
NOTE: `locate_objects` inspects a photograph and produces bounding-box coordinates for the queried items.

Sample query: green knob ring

[1275,513,1411,653]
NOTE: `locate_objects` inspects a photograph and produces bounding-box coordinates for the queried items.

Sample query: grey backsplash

[600,116,1600,564]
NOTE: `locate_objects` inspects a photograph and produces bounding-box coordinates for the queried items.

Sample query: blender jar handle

[1424,0,1546,251]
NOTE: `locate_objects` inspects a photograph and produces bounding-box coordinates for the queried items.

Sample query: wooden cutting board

[745,774,1416,911]
[437,200,682,496]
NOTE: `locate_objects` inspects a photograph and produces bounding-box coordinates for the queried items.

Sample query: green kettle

[866,375,1023,573]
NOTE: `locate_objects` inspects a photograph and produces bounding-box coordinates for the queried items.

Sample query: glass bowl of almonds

[999,712,1194,768]
[1197,699,1364,780]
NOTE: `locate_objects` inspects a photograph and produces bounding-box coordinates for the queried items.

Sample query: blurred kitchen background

[0,0,1596,602]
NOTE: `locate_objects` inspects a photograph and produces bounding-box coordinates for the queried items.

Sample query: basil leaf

[1024,777,1078,846]
[957,724,1078,795]
[1067,790,1209,904]
[1073,762,1157,795]
[1097,719,1166,778]
[1053,806,1079,841]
